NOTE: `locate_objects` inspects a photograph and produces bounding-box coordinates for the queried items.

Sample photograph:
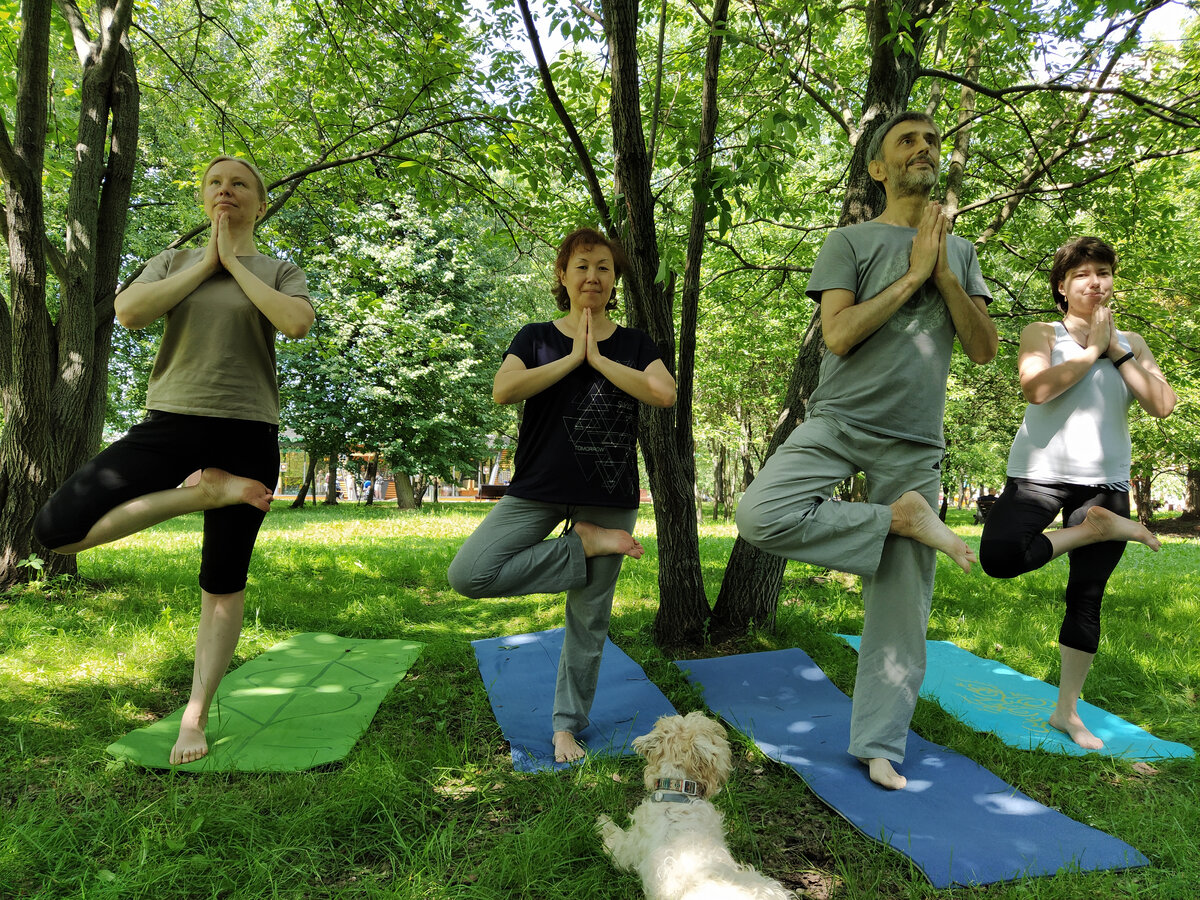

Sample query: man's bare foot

[573,521,644,559]
[859,757,907,790]
[1082,506,1160,551]
[170,717,209,765]
[196,468,273,512]
[889,491,977,573]
[553,730,586,763]
[1049,709,1104,750]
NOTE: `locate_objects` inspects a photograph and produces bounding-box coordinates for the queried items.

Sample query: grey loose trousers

[735,414,942,763]
[447,494,638,735]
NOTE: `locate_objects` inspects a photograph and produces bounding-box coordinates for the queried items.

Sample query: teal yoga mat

[839,635,1193,760]
[108,632,424,772]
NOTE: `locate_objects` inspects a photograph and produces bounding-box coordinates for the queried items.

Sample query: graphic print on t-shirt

[561,375,638,495]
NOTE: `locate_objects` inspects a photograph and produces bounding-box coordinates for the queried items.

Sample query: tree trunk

[601,0,725,646]
[323,453,338,504]
[0,1,138,588]
[1184,466,1200,519]
[290,452,318,508]
[395,473,418,509]
[363,453,379,506]
[1132,471,1153,527]
[711,0,939,631]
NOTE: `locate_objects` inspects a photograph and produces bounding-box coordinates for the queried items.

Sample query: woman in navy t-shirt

[448,228,675,764]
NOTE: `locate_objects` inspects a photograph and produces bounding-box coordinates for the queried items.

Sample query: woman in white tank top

[979,236,1175,751]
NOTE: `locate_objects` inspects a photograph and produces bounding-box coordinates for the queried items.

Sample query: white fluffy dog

[597,711,794,900]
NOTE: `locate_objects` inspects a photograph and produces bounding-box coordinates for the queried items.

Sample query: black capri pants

[34,410,279,594]
[979,477,1129,655]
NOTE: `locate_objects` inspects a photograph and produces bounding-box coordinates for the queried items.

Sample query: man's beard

[893,161,938,196]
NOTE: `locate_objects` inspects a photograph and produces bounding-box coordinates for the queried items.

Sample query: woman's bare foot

[1082,506,1160,551]
[170,712,209,765]
[553,730,586,763]
[889,491,977,573]
[197,468,273,512]
[1048,709,1104,750]
[859,757,907,790]
[573,521,644,559]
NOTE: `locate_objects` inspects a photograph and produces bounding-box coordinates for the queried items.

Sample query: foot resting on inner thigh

[1082,506,1160,551]
[573,521,644,559]
[889,491,977,573]
[197,468,273,512]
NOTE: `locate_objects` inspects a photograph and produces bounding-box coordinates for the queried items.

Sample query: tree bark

[323,452,339,504]
[1132,471,1153,527]
[290,452,318,508]
[395,473,418,510]
[363,453,379,506]
[1184,466,1200,519]
[0,0,138,587]
[601,0,721,646]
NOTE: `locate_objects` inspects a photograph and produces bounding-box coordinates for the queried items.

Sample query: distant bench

[478,484,507,501]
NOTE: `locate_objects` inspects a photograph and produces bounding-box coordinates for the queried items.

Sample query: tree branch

[515,0,613,232]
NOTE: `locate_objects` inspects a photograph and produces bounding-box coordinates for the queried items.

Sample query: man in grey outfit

[736,111,998,789]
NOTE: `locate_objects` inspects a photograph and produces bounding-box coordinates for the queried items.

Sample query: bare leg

[888,491,977,573]
[50,468,273,555]
[1046,506,1160,558]
[573,520,644,560]
[1048,645,1103,750]
[170,589,246,765]
[859,757,907,790]
[553,730,586,763]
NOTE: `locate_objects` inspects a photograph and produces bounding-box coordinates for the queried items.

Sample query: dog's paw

[595,813,620,848]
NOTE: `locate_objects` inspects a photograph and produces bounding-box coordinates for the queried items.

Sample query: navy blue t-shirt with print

[503,320,664,509]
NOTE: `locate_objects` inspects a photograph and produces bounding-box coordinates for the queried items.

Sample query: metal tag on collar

[651,790,695,804]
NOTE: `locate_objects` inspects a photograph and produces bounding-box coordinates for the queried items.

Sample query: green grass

[1,504,1197,899]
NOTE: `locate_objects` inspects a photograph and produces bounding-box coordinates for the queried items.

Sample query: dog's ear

[680,712,732,795]
[632,715,673,760]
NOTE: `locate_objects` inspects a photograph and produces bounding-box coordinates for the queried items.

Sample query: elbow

[114,304,145,331]
[652,385,677,408]
[968,342,998,365]
[1153,394,1178,419]
[823,335,852,357]
[281,307,315,340]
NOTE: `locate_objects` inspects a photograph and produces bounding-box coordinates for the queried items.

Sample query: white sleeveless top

[1006,321,1133,485]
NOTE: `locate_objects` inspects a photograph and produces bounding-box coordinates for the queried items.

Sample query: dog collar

[650,790,697,804]
[651,777,704,799]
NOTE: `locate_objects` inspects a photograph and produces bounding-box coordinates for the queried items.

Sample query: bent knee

[978,540,1027,579]
[447,554,489,599]
[32,503,83,553]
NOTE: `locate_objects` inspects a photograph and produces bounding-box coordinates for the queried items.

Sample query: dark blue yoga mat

[676,648,1149,888]
[473,628,677,772]
[840,634,1194,760]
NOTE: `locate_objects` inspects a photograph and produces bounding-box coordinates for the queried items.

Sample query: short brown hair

[551,228,628,312]
[1049,236,1117,312]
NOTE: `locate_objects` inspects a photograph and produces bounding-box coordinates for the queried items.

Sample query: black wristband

[1113,351,1135,368]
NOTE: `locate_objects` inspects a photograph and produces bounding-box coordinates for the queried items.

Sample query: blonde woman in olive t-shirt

[34,156,314,765]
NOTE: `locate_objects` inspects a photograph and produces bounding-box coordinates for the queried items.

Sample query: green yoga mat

[107,632,424,772]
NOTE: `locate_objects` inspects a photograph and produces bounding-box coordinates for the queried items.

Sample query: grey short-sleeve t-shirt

[137,247,310,424]
[804,221,991,447]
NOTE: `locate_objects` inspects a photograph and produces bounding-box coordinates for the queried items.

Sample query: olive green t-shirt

[136,247,310,424]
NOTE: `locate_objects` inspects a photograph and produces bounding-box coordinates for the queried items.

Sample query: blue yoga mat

[676,648,1148,888]
[839,635,1194,760]
[473,628,677,772]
